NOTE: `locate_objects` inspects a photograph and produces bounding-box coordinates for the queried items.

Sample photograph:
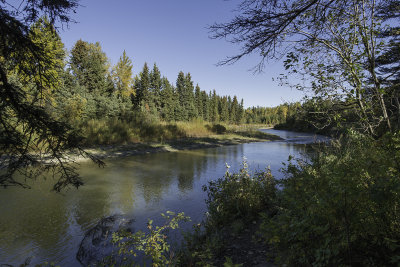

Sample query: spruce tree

[230,95,238,124]
[24,16,66,106]
[150,63,162,115]
[195,84,203,119]
[236,98,245,124]
[210,90,219,122]
[176,71,188,120]
[185,73,197,120]
[219,96,229,122]
[201,90,210,121]
[70,40,110,95]
[0,0,105,191]
[133,63,150,110]
[160,77,175,121]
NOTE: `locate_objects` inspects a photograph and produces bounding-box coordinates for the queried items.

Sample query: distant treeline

[15,18,296,129]
[17,18,248,126]
[244,103,300,125]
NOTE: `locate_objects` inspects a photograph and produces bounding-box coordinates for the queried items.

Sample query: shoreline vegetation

[0,14,296,190]
[72,122,280,162]
[98,131,400,267]
[2,1,400,266]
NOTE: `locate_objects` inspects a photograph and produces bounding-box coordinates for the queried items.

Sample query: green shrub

[178,162,277,266]
[261,131,400,266]
[209,124,227,134]
[203,160,277,229]
[110,211,190,266]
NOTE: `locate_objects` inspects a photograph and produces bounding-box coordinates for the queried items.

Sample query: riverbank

[74,130,281,162]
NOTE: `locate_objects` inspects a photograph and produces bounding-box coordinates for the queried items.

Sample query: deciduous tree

[211,0,400,136]
[112,50,134,99]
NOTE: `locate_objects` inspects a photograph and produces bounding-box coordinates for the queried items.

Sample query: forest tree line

[21,18,255,128]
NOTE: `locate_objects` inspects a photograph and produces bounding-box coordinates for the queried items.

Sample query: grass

[79,119,280,147]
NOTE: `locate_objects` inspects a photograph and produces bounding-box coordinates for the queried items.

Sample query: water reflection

[0,130,325,266]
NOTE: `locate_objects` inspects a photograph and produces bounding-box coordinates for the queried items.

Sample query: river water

[0,129,329,266]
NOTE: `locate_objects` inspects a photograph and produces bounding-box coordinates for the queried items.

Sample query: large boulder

[76,215,134,266]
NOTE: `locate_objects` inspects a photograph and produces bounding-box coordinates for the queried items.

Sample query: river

[0,129,329,266]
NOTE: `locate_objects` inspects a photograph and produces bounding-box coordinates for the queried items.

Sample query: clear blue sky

[59,0,305,108]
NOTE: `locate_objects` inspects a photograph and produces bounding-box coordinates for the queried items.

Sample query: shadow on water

[0,129,327,266]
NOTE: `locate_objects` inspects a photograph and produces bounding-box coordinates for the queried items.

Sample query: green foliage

[179,161,276,266]
[175,71,197,121]
[24,16,66,105]
[209,124,226,134]
[0,4,105,191]
[70,40,111,94]
[160,77,176,121]
[203,160,277,228]
[55,76,130,123]
[209,90,219,123]
[211,0,400,135]
[218,96,229,122]
[246,102,299,126]
[110,211,190,266]
[260,131,400,266]
[150,63,163,114]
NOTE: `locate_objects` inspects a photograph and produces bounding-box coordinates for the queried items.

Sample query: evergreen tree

[0,0,103,191]
[219,96,229,122]
[24,16,66,105]
[160,77,175,121]
[236,99,244,124]
[210,90,219,122]
[150,63,162,114]
[70,40,110,95]
[133,63,150,110]
[185,73,197,119]
[230,95,238,123]
[195,84,203,119]
[201,90,210,121]
[176,71,188,120]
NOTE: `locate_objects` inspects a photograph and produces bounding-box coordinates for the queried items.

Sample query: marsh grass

[79,118,275,147]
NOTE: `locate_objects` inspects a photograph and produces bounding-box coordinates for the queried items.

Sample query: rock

[76,215,134,266]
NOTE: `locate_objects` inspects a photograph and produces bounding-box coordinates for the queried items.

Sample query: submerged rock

[76,215,134,266]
